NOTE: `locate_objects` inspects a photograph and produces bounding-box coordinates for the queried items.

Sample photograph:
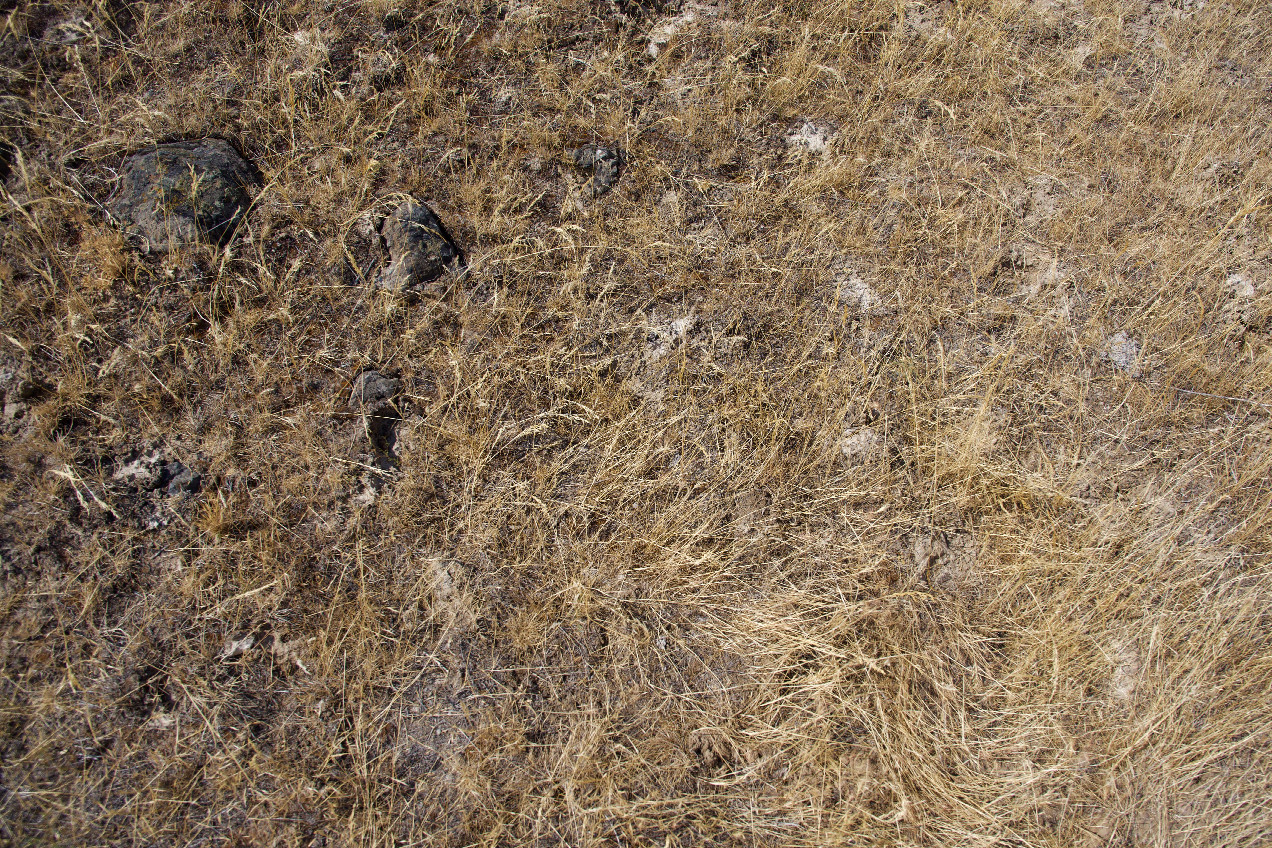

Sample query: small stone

[838,426,880,462]
[567,144,623,197]
[375,201,461,292]
[656,190,680,224]
[220,634,256,660]
[1227,272,1256,300]
[835,271,879,312]
[113,451,166,490]
[643,313,696,362]
[111,139,259,250]
[1106,331,1141,374]
[647,3,716,57]
[163,462,201,496]
[349,371,400,410]
[786,121,833,155]
[348,371,403,473]
[1109,638,1141,702]
[907,528,977,592]
[3,401,25,421]
[1223,272,1259,328]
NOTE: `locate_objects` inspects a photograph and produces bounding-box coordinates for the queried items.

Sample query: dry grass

[2,0,1272,844]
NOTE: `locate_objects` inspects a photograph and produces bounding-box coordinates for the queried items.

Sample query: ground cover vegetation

[2,0,1271,844]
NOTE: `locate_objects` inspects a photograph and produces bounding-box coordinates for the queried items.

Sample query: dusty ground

[2,0,1272,845]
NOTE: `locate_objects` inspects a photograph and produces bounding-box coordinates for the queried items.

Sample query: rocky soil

[2,0,1271,846]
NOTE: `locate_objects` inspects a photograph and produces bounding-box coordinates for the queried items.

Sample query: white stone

[1106,331,1140,374]
[838,426,879,462]
[786,121,832,155]
[836,272,878,311]
[1227,272,1256,300]
[648,3,717,58]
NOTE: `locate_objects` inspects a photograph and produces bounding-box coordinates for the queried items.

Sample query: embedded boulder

[348,370,400,411]
[375,200,462,292]
[111,139,259,250]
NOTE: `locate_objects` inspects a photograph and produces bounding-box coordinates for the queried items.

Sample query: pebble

[568,144,623,197]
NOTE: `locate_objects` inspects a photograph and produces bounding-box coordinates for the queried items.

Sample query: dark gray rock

[568,144,623,197]
[111,139,259,250]
[349,371,400,410]
[375,201,461,292]
[348,371,402,473]
[163,462,201,496]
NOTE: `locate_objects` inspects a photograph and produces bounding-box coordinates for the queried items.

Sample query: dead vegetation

[2,0,1271,845]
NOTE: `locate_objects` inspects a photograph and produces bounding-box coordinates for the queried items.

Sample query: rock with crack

[111,139,259,250]
[375,200,462,292]
[567,144,623,197]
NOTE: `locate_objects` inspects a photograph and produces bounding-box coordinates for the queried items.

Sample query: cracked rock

[375,201,461,292]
